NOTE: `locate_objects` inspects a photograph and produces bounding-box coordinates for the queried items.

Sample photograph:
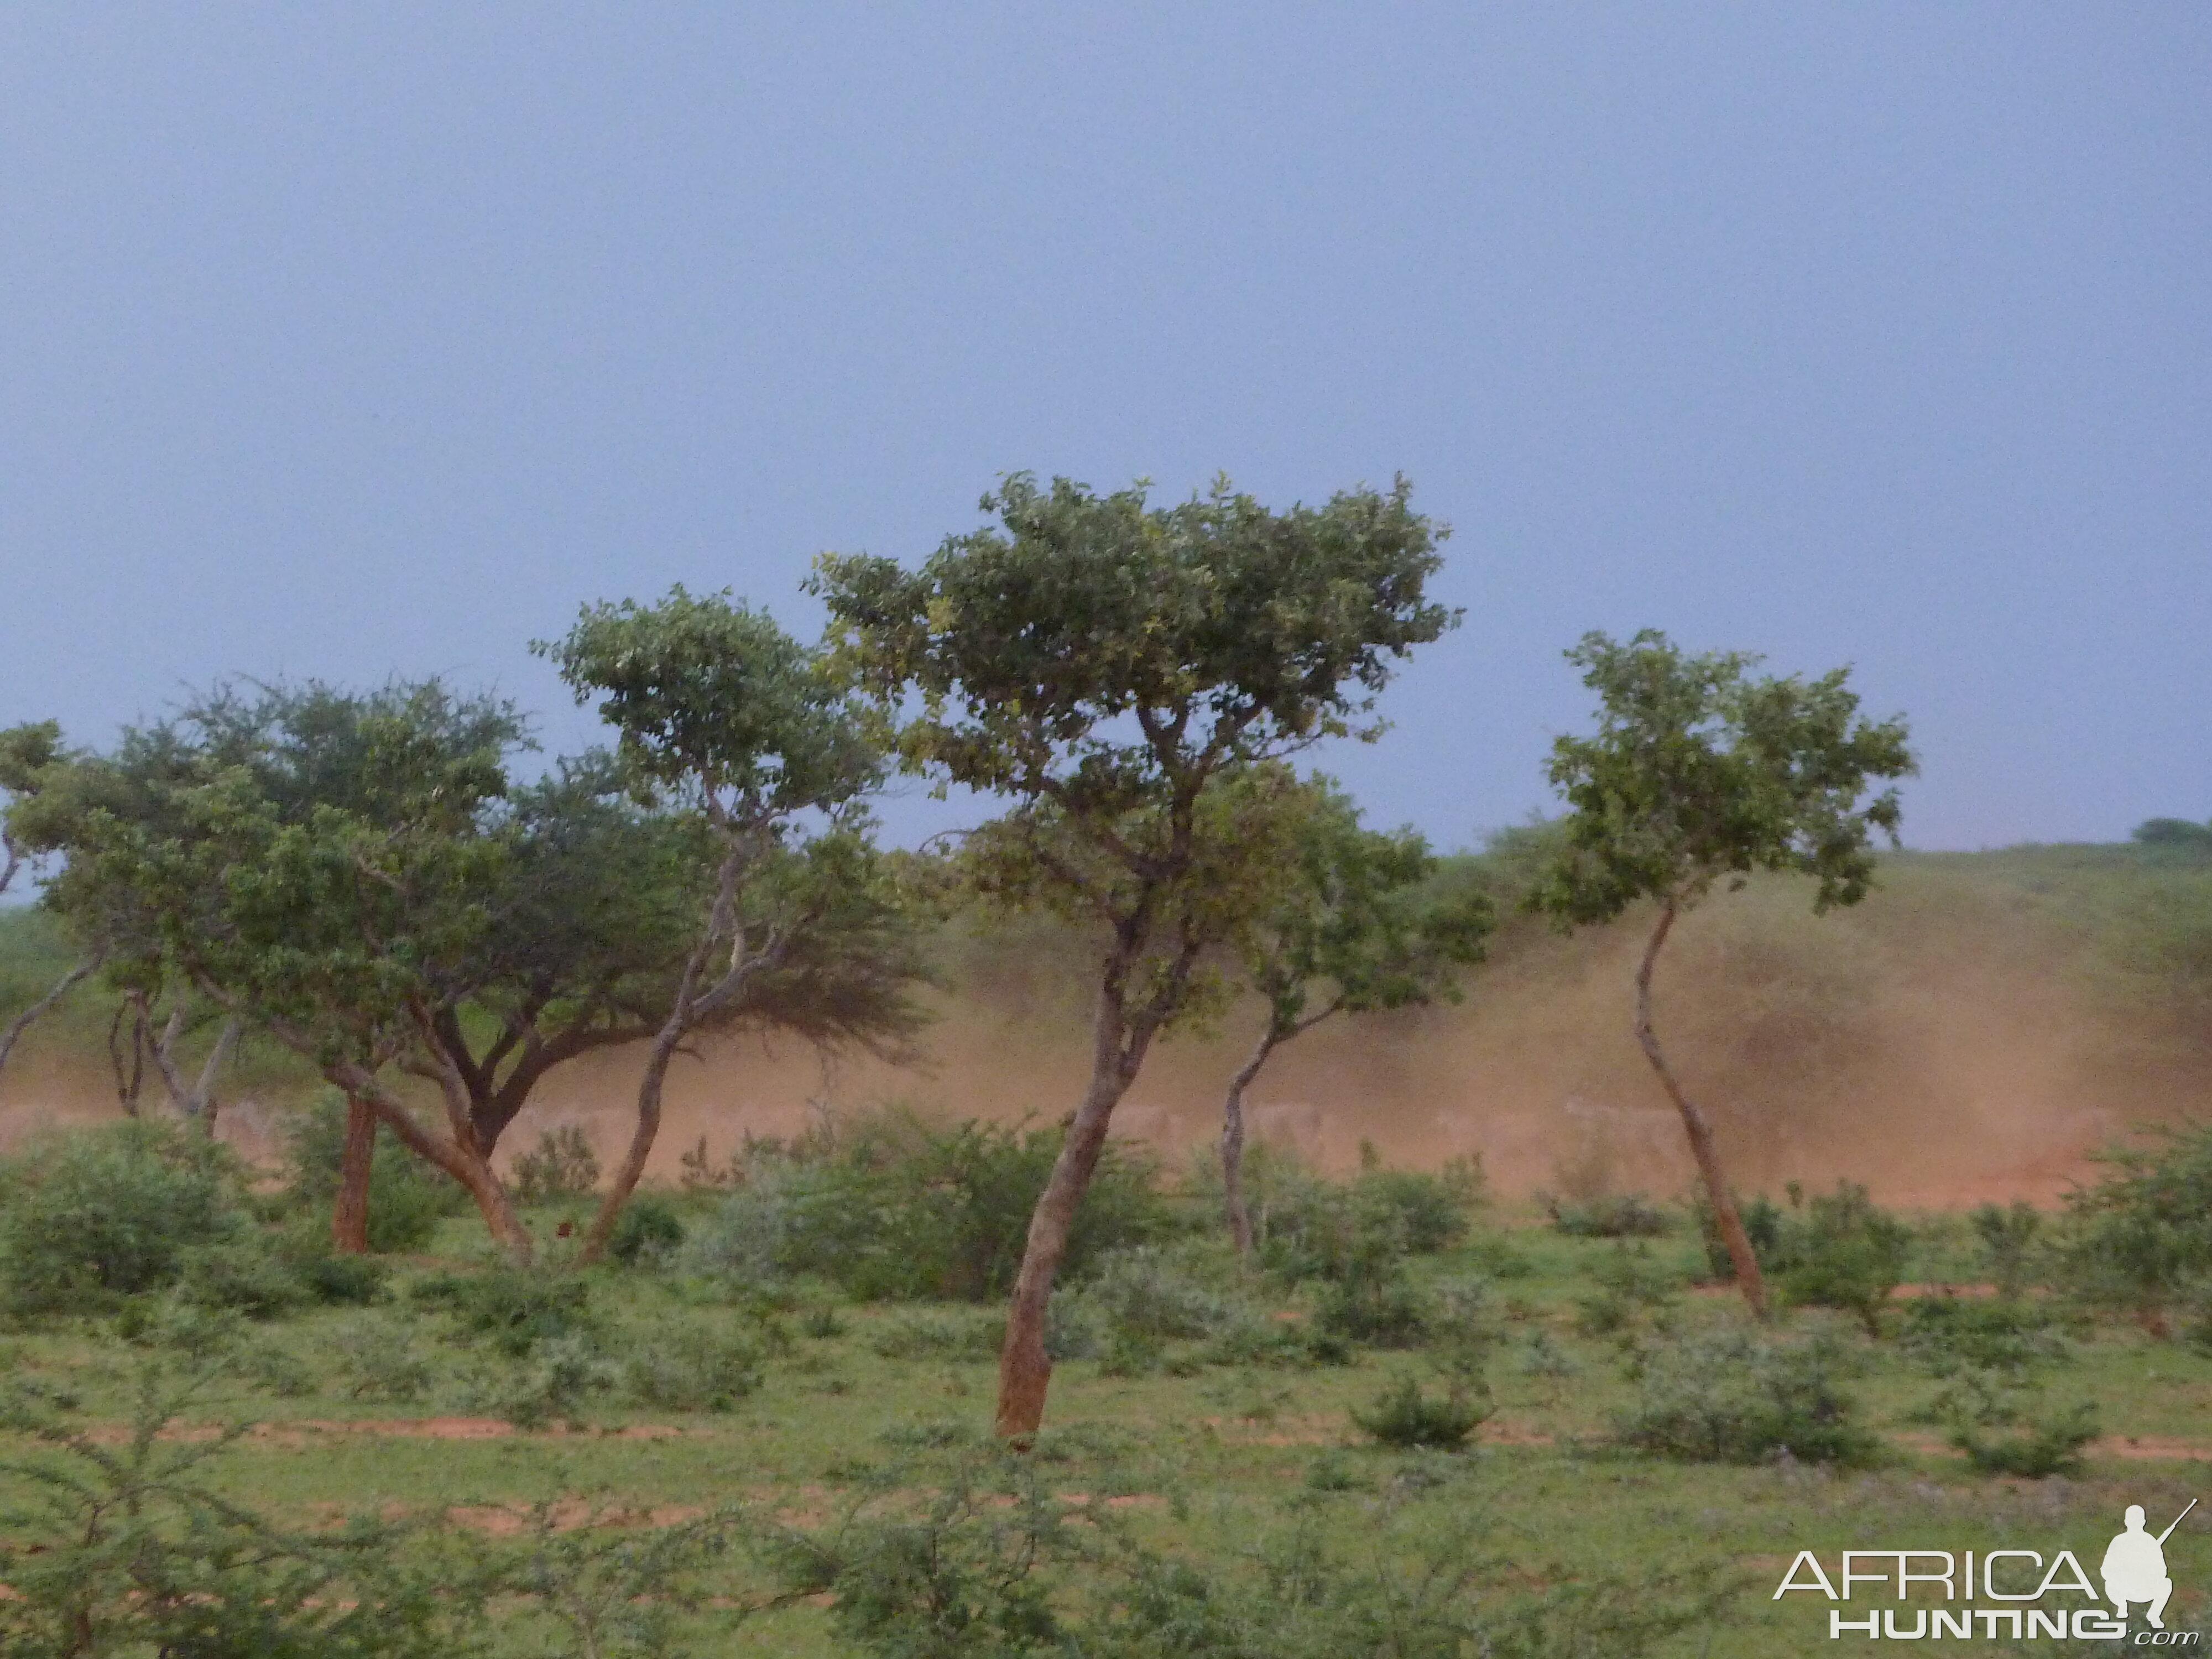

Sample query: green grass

[4,1202,2211,1655]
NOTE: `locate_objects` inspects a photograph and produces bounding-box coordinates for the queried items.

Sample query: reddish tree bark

[1635,901,1768,1318]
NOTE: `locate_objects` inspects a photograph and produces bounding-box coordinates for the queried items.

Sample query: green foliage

[1971,1200,2045,1299]
[1233,779,1491,1046]
[2060,1118,2212,1334]
[289,1248,390,1306]
[283,1091,463,1253]
[0,1362,481,1658]
[607,1191,687,1264]
[0,1121,253,1314]
[866,1308,1008,1362]
[688,1111,1172,1301]
[1948,1400,2102,1478]
[1257,1164,1474,1285]
[1350,1373,1493,1449]
[1532,629,1916,925]
[1694,1191,1784,1279]
[413,1266,597,1357]
[513,1124,603,1203]
[1573,1241,1685,1338]
[1546,1192,1672,1238]
[330,1314,436,1401]
[507,1497,747,1659]
[1614,1322,1880,1467]
[620,1324,764,1412]
[1771,1182,1912,1334]
[1898,1295,2072,1375]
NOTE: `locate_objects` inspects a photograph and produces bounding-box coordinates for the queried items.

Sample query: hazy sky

[2,6,2205,853]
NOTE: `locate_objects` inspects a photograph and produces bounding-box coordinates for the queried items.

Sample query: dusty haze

[3,865,2205,1211]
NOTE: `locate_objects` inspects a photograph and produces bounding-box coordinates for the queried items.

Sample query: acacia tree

[812,472,1457,1437]
[1530,629,1914,1317]
[25,682,545,1254]
[1217,782,1491,1255]
[539,587,923,1264]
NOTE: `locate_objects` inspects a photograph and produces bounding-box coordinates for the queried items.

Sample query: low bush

[175,1241,311,1320]
[687,1109,1173,1302]
[461,1333,614,1429]
[0,1121,254,1315]
[510,1124,601,1204]
[1614,1322,1879,1467]
[1949,1401,2101,1478]
[865,1308,1006,1362]
[1972,1201,2045,1299]
[331,1316,437,1402]
[0,1363,482,1658]
[1547,1192,1672,1238]
[1258,1164,1475,1286]
[1313,1267,1431,1349]
[1773,1184,1912,1334]
[1899,1293,2072,1375]
[1694,1190,1785,1281]
[607,1191,686,1265]
[412,1267,595,1357]
[2059,1120,2212,1336]
[288,1249,389,1307]
[1351,1373,1492,1449]
[1573,1241,1684,1338]
[621,1324,763,1412]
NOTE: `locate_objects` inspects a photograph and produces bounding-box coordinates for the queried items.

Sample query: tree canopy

[1531,629,1915,1317]
[812,471,1458,1437]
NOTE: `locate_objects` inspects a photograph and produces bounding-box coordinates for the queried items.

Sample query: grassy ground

[4,1197,2210,1655]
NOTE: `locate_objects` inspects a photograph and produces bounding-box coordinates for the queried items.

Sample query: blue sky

[2,6,2205,853]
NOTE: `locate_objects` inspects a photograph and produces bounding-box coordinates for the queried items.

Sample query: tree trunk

[576,1013,686,1265]
[363,1088,535,1261]
[331,1095,377,1254]
[1635,900,1769,1318]
[1219,1025,1279,1258]
[996,1061,1135,1441]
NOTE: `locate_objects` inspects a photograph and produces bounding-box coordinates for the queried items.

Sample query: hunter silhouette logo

[2106,1501,2193,1631]
[1773,1498,2201,1641]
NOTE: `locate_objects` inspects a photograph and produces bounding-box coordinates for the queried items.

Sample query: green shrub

[1573,1241,1684,1338]
[606,1191,687,1265]
[1773,1183,1911,1334]
[1949,1401,2101,1478]
[288,1250,389,1307]
[0,1362,481,1658]
[688,1109,1172,1302]
[1694,1191,1785,1281]
[412,1267,594,1357]
[621,1324,763,1412]
[281,1092,464,1254]
[0,1122,253,1314]
[331,1316,436,1402]
[1971,1201,2044,1298]
[866,1308,1006,1361]
[2060,1120,2212,1335]
[1313,1267,1430,1348]
[1258,1164,1474,1286]
[511,1124,602,1204]
[176,1242,310,1320]
[1547,1192,1672,1238]
[1614,1323,1879,1467]
[1898,1294,2071,1375]
[462,1333,614,1430]
[1350,1373,1491,1449]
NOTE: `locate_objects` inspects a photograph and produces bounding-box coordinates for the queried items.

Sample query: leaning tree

[1216,780,1491,1256]
[1530,629,1914,1317]
[812,472,1457,1437]
[539,586,929,1264]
